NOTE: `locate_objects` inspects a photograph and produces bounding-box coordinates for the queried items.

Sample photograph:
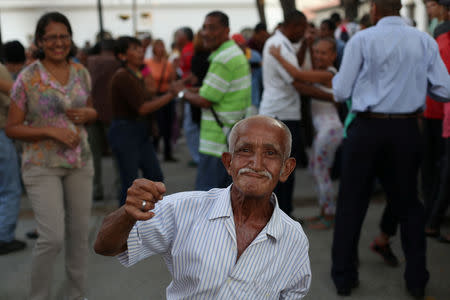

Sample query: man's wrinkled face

[201,16,229,51]
[313,40,336,70]
[223,120,295,199]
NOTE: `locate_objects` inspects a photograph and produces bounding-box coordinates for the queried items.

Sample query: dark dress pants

[274,120,301,216]
[331,117,429,291]
[109,120,164,206]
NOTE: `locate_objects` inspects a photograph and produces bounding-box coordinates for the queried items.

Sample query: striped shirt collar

[208,185,284,241]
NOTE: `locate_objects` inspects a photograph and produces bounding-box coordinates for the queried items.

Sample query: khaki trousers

[22,161,93,300]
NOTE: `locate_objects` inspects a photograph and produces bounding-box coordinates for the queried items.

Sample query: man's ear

[279,158,296,183]
[221,152,232,176]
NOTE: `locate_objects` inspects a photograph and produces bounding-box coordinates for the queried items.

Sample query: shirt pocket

[242,280,280,299]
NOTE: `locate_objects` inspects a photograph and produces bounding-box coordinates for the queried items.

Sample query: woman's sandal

[307,216,334,230]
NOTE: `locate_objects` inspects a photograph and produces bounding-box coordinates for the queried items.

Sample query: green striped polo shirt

[199,40,251,157]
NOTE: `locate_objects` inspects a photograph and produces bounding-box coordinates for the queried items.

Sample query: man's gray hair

[228,116,292,160]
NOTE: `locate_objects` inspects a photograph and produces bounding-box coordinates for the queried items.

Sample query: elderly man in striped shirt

[94,115,311,299]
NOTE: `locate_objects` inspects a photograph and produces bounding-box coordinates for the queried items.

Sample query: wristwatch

[177,89,186,99]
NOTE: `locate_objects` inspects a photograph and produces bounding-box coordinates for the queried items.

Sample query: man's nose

[250,152,264,170]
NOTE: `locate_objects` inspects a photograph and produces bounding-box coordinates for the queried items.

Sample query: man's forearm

[184,90,212,108]
[94,206,136,256]
[293,81,334,102]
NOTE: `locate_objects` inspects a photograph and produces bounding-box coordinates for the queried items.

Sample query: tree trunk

[279,0,297,18]
[342,0,359,21]
[256,0,267,26]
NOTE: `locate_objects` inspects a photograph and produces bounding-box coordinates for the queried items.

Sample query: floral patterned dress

[10,60,92,169]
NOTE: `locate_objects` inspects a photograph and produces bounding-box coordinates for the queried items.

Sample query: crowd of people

[0,0,450,299]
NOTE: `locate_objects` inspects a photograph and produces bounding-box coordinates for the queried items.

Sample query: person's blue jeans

[0,129,22,242]
[195,153,231,191]
[108,120,163,206]
[183,102,200,164]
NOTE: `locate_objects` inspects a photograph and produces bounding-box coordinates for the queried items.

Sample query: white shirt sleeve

[117,198,176,267]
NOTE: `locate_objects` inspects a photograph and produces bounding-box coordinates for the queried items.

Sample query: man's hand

[124,179,166,221]
[66,108,91,125]
[170,80,185,95]
[269,45,282,60]
[48,127,80,149]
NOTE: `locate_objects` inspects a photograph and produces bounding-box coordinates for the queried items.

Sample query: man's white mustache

[238,168,272,180]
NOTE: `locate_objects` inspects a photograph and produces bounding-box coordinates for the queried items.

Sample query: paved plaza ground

[1,138,449,300]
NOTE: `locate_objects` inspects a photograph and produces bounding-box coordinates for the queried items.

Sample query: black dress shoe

[407,287,425,299]
[0,239,26,255]
[336,280,359,296]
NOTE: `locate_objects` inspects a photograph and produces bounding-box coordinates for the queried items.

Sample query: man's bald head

[228,116,292,160]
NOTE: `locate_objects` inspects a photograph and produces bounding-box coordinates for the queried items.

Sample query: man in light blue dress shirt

[94,116,311,299]
[331,0,450,298]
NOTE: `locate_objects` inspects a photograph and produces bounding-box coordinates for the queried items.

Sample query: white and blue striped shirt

[117,186,311,299]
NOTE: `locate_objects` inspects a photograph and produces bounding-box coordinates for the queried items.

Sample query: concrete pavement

[1,138,449,300]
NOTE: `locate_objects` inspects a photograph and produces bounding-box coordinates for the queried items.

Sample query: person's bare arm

[171,81,212,108]
[94,179,166,256]
[270,45,333,85]
[6,102,81,148]
[293,81,334,102]
[138,91,176,116]
[183,90,212,108]
[0,78,13,94]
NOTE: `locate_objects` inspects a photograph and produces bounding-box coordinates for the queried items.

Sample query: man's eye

[266,151,275,155]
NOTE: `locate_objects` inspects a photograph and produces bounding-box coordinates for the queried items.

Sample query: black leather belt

[357,112,420,119]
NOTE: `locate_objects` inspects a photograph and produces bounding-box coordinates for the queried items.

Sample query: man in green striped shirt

[174,11,251,190]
